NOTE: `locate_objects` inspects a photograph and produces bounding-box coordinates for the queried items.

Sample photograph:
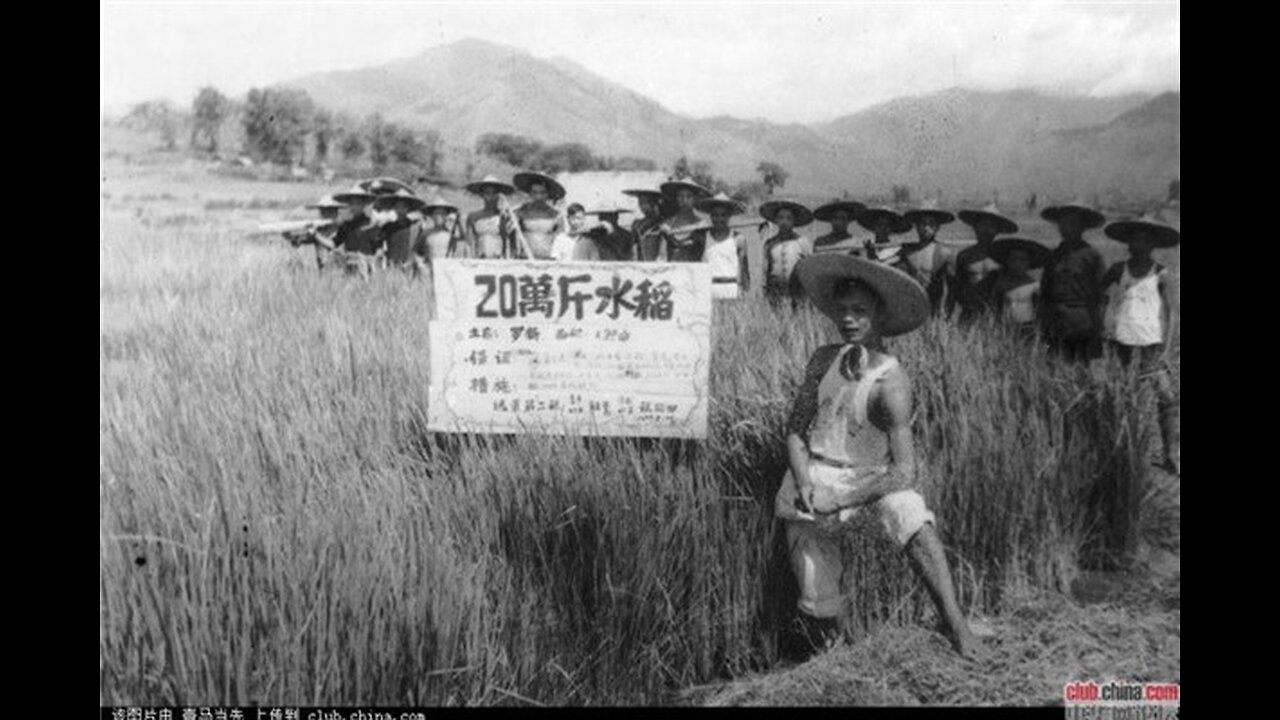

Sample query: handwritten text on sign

[428,261,711,438]
[432,259,711,325]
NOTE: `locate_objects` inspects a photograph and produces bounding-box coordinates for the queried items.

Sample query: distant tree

[190,86,230,154]
[756,161,789,196]
[731,180,770,204]
[892,184,912,206]
[386,124,443,175]
[476,133,544,168]
[126,100,180,150]
[242,87,314,165]
[311,109,334,164]
[365,114,391,169]
[531,143,596,174]
[673,155,692,179]
[339,131,365,161]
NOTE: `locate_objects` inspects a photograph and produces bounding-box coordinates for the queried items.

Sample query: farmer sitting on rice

[776,255,980,658]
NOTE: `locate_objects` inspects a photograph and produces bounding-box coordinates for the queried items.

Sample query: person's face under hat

[709,206,733,229]
[831,280,882,346]
[1005,248,1032,275]
[567,208,587,232]
[318,206,341,222]
[1053,213,1085,238]
[528,183,549,204]
[677,189,696,211]
[638,196,660,217]
[1127,231,1157,258]
[828,209,852,231]
[774,208,796,231]
[431,208,450,226]
[973,217,1004,240]
[914,217,940,242]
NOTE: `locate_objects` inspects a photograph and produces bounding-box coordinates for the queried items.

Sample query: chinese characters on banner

[429,260,712,438]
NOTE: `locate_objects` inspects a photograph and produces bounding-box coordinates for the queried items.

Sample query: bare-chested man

[623,188,671,261]
[810,200,868,257]
[512,171,566,260]
[660,179,712,262]
[463,175,517,260]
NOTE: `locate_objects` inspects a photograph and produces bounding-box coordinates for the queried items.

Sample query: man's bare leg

[906,523,980,657]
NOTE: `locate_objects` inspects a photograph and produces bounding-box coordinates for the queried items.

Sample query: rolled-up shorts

[774,462,935,618]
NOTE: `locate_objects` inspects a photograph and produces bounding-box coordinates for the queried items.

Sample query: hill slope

[281,39,1177,201]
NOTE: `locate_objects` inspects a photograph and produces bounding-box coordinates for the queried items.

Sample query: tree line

[124,85,444,176]
[123,86,794,199]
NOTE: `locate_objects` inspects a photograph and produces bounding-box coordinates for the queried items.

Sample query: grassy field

[100,148,1179,706]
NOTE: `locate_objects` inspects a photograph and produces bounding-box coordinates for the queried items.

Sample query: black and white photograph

[100,0,1180,711]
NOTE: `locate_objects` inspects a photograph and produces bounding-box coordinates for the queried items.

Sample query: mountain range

[282,38,1179,202]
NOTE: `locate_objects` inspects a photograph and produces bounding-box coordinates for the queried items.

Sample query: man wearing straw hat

[777,255,980,658]
[624,188,671,261]
[1039,199,1108,363]
[811,200,868,257]
[374,188,431,276]
[284,194,344,271]
[693,192,751,299]
[1101,212,1180,475]
[331,183,385,277]
[420,194,462,261]
[660,179,712,262]
[464,175,519,259]
[987,237,1052,340]
[582,202,636,262]
[855,206,912,264]
[760,199,815,304]
[900,199,957,314]
[950,203,1018,324]
[512,171,567,260]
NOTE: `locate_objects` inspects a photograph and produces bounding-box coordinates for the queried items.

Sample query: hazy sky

[101,1,1179,124]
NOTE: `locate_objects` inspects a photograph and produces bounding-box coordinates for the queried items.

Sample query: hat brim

[856,208,912,235]
[660,181,712,199]
[333,192,375,204]
[796,255,929,337]
[585,208,633,216]
[1104,221,1180,248]
[1041,205,1106,230]
[903,209,956,225]
[695,198,746,216]
[373,195,428,210]
[512,172,566,200]
[988,238,1052,268]
[622,189,664,201]
[813,202,867,223]
[958,210,1019,235]
[422,203,458,214]
[759,200,814,228]
[465,181,516,196]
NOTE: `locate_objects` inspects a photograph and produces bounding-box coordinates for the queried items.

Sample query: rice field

[99,156,1180,707]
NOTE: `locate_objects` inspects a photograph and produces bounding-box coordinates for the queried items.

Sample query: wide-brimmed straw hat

[360,177,416,196]
[660,179,712,199]
[695,192,746,216]
[585,202,633,216]
[420,194,458,214]
[857,206,912,235]
[512,171,566,201]
[465,175,516,195]
[307,195,345,210]
[622,188,665,203]
[1104,212,1181,248]
[1041,198,1106,229]
[903,198,956,226]
[796,255,929,337]
[372,187,428,210]
[813,200,867,223]
[989,237,1052,268]
[759,199,814,228]
[333,184,377,204]
[959,203,1019,235]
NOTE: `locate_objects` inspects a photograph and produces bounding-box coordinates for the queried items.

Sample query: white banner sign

[428,260,712,438]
